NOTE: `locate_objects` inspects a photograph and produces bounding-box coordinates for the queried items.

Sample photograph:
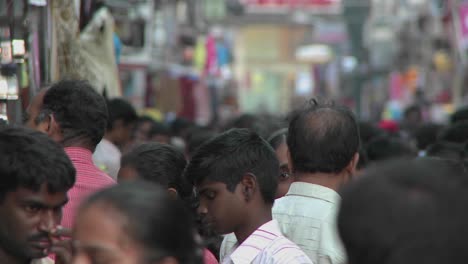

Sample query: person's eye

[279,172,291,180]
[53,206,63,214]
[205,191,216,200]
[24,205,41,213]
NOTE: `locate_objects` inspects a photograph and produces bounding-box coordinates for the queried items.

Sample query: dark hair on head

[106,98,138,130]
[149,121,171,138]
[287,99,360,174]
[267,128,288,150]
[185,128,279,204]
[338,158,468,264]
[426,141,466,161]
[120,143,191,200]
[358,122,384,145]
[185,127,217,158]
[223,114,270,139]
[80,182,203,264]
[438,121,468,144]
[0,126,76,201]
[37,79,108,149]
[404,105,421,118]
[451,106,468,124]
[413,123,444,150]
[365,136,415,162]
[170,118,193,137]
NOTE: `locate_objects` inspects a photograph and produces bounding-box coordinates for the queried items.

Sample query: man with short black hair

[338,158,468,264]
[275,99,359,264]
[0,127,76,264]
[93,98,138,179]
[25,79,115,229]
[185,129,312,264]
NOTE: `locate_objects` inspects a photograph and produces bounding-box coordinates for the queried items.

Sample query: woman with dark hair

[72,182,203,264]
[267,128,293,198]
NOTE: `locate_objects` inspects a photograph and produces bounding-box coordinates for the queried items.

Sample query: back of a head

[287,99,360,174]
[80,182,202,264]
[186,127,217,157]
[338,158,468,264]
[40,79,108,148]
[106,98,138,130]
[223,114,270,139]
[121,143,191,199]
[185,128,279,204]
[438,121,468,144]
[0,126,76,199]
[365,136,415,162]
[414,123,444,151]
[149,121,171,138]
[450,106,468,124]
[425,141,465,161]
[358,122,384,145]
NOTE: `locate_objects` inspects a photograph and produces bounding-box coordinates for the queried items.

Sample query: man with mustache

[0,127,76,264]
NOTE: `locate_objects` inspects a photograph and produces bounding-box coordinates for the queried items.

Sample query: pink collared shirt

[61,147,116,229]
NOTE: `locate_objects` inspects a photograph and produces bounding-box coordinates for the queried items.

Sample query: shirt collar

[285,182,341,204]
[31,257,54,264]
[65,146,94,163]
[229,220,281,264]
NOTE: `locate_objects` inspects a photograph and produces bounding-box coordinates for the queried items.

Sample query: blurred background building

[0,0,466,125]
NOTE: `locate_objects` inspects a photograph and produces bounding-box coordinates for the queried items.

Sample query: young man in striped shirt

[185,128,312,264]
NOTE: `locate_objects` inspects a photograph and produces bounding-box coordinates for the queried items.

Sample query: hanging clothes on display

[50,0,121,98]
[78,3,121,98]
[50,0,83,81]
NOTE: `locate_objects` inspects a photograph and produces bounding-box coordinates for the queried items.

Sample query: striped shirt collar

[229,220,282,263]
[286,182,341,204]
[64,146,94,163]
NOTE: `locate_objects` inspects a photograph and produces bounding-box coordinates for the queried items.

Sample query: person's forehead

[11,185,66,199]
[75,204,134,250]
[197,180,227,192]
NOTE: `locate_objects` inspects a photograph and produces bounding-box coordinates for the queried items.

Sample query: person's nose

[197,201,208,216]
[38,209,56,233]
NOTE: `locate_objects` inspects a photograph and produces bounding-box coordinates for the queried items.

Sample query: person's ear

[344,152,360,179]
[40,114,62,142]
[167,188,179,199]
[240,173,257,202]
[35,116,50,134]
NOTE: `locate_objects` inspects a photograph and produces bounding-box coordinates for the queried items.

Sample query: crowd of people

[1,79,468,264]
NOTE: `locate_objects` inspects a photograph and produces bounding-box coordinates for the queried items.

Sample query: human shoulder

[31,257,54,264]
[257,235,313,264]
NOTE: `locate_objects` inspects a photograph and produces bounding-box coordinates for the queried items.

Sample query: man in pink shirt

[25,79,115,229]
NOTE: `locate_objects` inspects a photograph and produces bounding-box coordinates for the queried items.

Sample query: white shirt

[92,138,121,180]
[273,182,346,264]
[222,220,313,264]
[221,183,345,264]
[31,258,53,264]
